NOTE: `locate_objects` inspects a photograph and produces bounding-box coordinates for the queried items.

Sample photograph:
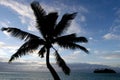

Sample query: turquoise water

[0,71,120,80]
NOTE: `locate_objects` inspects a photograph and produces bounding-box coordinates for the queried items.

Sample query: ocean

[0,71,120,80]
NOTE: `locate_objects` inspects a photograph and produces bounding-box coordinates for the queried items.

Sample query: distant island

[94,68,116,73]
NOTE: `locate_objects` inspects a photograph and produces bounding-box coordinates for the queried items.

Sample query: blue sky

[0,0,120,68]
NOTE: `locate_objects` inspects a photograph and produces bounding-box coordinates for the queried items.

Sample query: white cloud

[19,16,27,24]
[0,42,46,63]
[0,0,36,31]
[103,26,120,40]
[0,41,8,60]
[27,21,37,31]
[41,3,61,13]
[100,53,120,60]
[0,0,88,35]
[0,41,19,61]
[93,50,120,60]
[0,21,13,37]
[0,0,32,19]
[0,41,5,47]
[66,20,84,34]
[63,50,87,63]
[0,21,9,27]
[0,41,18,50]
[0,0,61,32]
[103,8,120,40]
[103,33,120,40]
[0,41,47,63]
[89,37,93,40]
[0,20,11,28]
[78,6,89,13]
[41,3,87,34]
[0,49,8,57]
[79,15,86,22]
[110,26,120,33]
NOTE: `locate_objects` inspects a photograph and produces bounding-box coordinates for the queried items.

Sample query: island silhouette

[94,68,116,73]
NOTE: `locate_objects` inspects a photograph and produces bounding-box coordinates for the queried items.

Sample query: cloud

[79,15,86,22]
[66,20,83,34]
[0,20,11,27]
[0,0,89,63]
[0,0,61,32]
[103,8,120,40]
[0,41,44,63]
[0,41,47,63]
[100,51,120,59]
[63,50,87,63]
[65,51,81,59]
[0,0,88,35]
[103,33,120,40]
[0,21,13,37]
[0,41,18,50]
[0,41,5,47]
[38,2,88,34]
[0,0,32,19]
[93,50,120,60]
[0,41,19,62]
[78,6,89,13]
[0,42,8,60]
[0,62,47,72]
[0,0,36,31]
[41,3,61,13]
[103,25,120,40]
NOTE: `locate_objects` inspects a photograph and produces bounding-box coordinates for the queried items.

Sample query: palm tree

[1,1,88,80]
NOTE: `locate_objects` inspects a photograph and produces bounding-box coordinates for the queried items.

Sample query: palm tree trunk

[46,48,61,80]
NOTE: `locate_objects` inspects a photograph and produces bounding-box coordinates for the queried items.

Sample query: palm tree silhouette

[1,1,88,80]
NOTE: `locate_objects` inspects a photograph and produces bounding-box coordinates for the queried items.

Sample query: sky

[0,0,120,71]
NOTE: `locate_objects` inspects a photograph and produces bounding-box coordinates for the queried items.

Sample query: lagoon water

[0,71,120,80]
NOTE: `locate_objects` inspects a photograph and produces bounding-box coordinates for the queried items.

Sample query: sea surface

[0,71,120,80]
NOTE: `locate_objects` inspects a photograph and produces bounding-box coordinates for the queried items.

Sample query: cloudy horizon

[0,62,120,73]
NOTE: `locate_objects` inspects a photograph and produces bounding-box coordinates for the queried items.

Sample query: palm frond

[9,39,45,62]
[55,35,88,43]
[54,34,88,47]
[56,33,76,40]
[54,33,76,43]
[31,1,47,37]
[38,46,46,58]
[55,51,70,75]
[31,1,46,17]
[45,12,58,36]
[56,40,89,53]
[54,12,77,37]
[71,37,88,43]
[1,27,39,41]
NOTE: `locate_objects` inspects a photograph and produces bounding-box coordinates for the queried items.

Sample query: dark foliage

[54,13,77,37]
[1,27,39,41]
[31,1,46,38]
[38,46,46,58]
[55,51,70,75]
[56,40,89,53]
[54,33,88,43]
[9,38,45,62]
